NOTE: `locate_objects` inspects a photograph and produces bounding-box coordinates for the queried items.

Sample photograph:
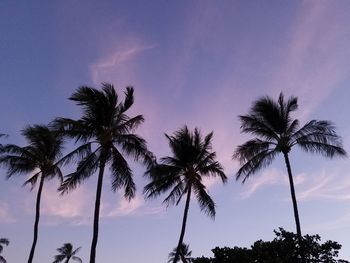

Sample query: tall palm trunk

[89,158,106,263]
[28,175,44,263]
[283,153,304,263]
[173,186,191,263]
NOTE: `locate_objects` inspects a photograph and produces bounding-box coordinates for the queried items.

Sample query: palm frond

[192,180,216,218]
[234,139,278,182]
[59,149,100,194]
[110,146,135,200]
[56,143,92,166]
[23,171,41,190]
[292,120,346,158]
[52,254,65,263]
[239,115,279,141]
[162,180,186,207]
[144,165,182,199]
[120,86,134,112]
[115,133,154,165]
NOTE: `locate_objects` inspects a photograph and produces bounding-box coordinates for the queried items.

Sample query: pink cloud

[90,43,155,86]
[268,0,350,120]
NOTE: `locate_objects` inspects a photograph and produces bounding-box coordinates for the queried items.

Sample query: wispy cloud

[238,168,285,199]
[38,182,163,226]
[297,170,350,202]
[90,43,155,85]
[238,165,350,204]
[269,0,350,120]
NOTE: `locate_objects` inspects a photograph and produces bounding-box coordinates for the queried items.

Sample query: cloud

[268,0,350,120]
[38,182,163,226]
[101,194,144,218]
[90,43,155,85]
[296,170,350,202]
[239,168,285,199]
[42,185,92,218]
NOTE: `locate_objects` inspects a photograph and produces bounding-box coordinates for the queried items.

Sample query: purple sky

[1,1,350,262]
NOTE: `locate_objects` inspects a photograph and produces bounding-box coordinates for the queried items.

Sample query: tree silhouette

[0,125,65,263]
[144,126,227,263]
[53,243,82,263]
[0,238,9,263]
[54,84,153,263]
[192,228,349,263]
[233,93,346,261]
[168,243,192,263]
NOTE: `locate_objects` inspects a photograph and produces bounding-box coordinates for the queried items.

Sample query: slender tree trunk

[65,257,70,263]
[173,186,192,263]
[283,153,304,263]
[89,159,106,263]
[27,175,44,263]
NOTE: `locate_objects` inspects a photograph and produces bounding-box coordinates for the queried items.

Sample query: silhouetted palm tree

[168,243,192,263]
[0,125,65,263]
[144,126,227,263]
[53,84,153,263]
[53,243,82,263]
[0,238,9,263]
[233,93,346,260]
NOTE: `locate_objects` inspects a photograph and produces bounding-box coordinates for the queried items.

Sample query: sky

[1,0,350,262]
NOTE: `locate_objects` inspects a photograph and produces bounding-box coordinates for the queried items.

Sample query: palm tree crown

[0,238,9,263]
[55,83,153,197]
[233,92,346,261]
[234,93,346,182]
[53,243,82,263]
[0,125,65,263]
[53,83,153,263]
[144,126,227,263]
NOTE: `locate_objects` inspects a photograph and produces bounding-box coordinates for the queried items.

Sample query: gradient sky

[1,1,350,262]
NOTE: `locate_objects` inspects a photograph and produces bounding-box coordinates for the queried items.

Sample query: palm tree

[233,93,346,260]
[144,126,227,263]
[0,125,65,263]
[168,243,192,263]
[53,83,153,263]
[0,238,9,263]
[53,243,82,263]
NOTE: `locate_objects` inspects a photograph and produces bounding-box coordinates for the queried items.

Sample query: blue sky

[1,1,350,262]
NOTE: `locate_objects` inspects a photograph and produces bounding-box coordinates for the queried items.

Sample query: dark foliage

[192,228,349,263]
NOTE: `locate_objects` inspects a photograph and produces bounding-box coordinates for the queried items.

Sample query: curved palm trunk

[27,175,44,263]
[173,187,191,263]
[89,159,106,263]
[283,153,304,263]
[65,257,70,263]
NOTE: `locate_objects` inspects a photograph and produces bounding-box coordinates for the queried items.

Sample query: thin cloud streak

[268,0,350,120]
[90,44,155,85]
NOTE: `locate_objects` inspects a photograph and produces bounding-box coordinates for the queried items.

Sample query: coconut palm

[53,83,153,263]
[0,238,9,263]
[168,243,192,263]
[233,93,346,260]
[0,125,65,263]
[144,126,227,263]
[53,243,82,263]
